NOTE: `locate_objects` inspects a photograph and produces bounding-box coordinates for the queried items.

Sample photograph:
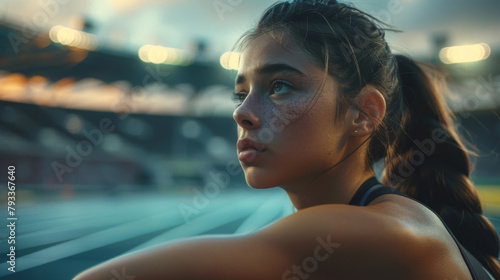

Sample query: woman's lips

[237,138,267,162]
[238,148,266,162]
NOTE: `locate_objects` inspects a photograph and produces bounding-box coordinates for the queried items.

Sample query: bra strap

[348,176,381,206]
[360,185,410,206]
[359,184,384,206]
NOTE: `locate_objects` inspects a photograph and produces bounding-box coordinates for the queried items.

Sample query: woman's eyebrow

[235,63,306,85]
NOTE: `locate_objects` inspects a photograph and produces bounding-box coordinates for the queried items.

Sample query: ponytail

[382,54,500,278]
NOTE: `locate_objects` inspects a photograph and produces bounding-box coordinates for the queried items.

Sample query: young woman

[74,0,500,279]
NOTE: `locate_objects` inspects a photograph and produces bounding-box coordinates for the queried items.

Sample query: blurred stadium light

[220,51,240,70]
[138,44,192,65]
[439,43,491,64]
[49,25,99,51]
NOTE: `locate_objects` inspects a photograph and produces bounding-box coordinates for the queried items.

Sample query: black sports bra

[349,177,496,280]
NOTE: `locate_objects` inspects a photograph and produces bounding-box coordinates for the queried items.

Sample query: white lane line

[126,196,263,252]
[11,211,147,251]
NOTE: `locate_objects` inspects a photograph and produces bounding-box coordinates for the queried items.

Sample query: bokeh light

[439,43,491,64]
[220,51,240,70]
[49,25,99,51]
[138,44,192,65]
[65,114,83,134]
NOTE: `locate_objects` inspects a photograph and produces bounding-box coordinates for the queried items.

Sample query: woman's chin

[245,177,277,189]
[242,166,282,189]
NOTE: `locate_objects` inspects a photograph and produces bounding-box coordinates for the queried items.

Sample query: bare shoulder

[254,195,472,279]
[367,194,473,279]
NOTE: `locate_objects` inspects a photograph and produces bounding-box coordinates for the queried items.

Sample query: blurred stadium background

[0,0,499,279]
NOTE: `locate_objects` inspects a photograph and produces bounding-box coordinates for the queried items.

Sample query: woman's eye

[271,81,293,95]
[232,92,247,107]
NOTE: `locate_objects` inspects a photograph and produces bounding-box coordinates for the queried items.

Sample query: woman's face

[233,34,350,189]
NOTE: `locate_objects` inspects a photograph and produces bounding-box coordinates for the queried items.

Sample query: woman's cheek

[267,94,315,128]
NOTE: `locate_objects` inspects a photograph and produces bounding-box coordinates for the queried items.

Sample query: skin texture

[73,34,473,280]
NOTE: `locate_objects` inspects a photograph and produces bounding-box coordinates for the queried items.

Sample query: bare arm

[73,203,425,280]
[73,233,295,280]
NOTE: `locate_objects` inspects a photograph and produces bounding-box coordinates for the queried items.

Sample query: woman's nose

[232,94,262,130]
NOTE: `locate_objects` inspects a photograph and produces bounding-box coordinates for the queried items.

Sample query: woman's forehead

[238,34,321,78]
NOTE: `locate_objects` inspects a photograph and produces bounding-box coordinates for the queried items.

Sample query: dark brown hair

[236,0,500,277]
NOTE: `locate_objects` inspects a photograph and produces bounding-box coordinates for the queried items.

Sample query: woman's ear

[349,85,386,137]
